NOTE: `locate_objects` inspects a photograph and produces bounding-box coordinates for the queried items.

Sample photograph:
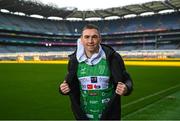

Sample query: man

[59,24,133,120]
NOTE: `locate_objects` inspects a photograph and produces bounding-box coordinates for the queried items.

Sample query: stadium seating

[0,11,180,60]
[0,12,180,35]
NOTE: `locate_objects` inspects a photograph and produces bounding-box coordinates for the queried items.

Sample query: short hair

[81,24,100,35]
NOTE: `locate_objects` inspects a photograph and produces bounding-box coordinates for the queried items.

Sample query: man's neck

[85,49,99,58]
[85,51,94,58]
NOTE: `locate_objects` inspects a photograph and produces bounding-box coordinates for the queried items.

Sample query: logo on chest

[79,76,109,90]
[91,77,97,83]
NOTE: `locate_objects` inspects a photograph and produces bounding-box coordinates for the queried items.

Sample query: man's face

[81,28,101,54]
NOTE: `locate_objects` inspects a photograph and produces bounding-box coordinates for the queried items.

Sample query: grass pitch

[0,63,180,120]
[0,63,73,120]
[122,65,180,119]
[123,90,180,120]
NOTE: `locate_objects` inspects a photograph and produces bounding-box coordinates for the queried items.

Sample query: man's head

[80,24,101,56]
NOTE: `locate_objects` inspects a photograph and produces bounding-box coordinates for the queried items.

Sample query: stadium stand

[0,12,180,35]
[0,0,180,60]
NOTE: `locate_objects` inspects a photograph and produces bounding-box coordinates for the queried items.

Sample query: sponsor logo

[91,77,97,83]
[86,114,94,119]
[99,77,109,83]
[79,76,110,90]
[89,109,100,113]
[81,85,86,90]
[102,98,110,104]
[102,92,106,96]
[89,100,98,104]
[88,92,98,96]
[80,68,86,75]
[79,77,89,82]
[87,84,93,89]
[102,83,108,89]
[94,85,101,89]
[82,85,86,88]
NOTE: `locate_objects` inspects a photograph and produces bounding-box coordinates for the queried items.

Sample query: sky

[38,0,163,10]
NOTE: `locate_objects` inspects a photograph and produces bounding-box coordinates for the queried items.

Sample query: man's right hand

[60,81,71,94]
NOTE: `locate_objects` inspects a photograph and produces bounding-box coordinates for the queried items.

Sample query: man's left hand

[115,82,128,95]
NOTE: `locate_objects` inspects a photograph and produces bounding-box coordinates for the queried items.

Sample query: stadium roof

[0,0,180,20]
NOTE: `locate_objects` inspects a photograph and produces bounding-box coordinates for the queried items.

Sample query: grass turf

[122,65,180,119]
[0,63,74,120]
[123,90,180,120]
[0,63,180,120]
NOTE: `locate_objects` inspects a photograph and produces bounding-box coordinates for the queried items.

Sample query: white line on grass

[123,84,180,108]
[122,84,180,119]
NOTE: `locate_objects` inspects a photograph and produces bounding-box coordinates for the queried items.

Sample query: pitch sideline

[1,60,180,66]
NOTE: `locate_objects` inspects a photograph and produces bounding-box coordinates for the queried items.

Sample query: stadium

[0,0,180,120]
